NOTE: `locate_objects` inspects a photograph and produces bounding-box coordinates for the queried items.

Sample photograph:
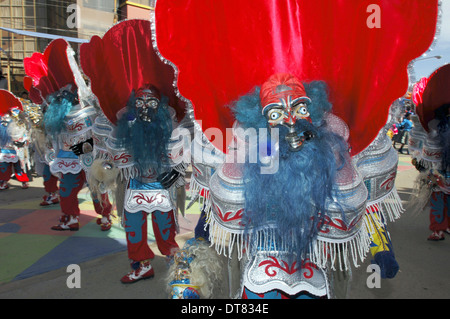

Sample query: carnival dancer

[80,19,190,283]
[408,64,450,241]
[23,38,112,231]
[427,167,450,240]
[67,117,113,231]
[115,84,187,283]
[153,0,437,298]
[22,80,60,206]
[0,90,31,190]
[212,73,369,298]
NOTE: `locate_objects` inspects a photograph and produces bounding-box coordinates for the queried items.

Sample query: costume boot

[120,260,154,284]
[427,230,445,241]
[0,180,9,190]
[96,214,112,231]
[51,214,79,231]
[40,192,60,206]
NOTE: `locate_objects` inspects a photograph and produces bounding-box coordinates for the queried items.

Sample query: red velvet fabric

[79,19,187,125]
[416,64,450,132]
[155,0,438,155]
[412,77,429,109]
[0,90,23,116]
[23,39,76,103]
[22,76,41,105]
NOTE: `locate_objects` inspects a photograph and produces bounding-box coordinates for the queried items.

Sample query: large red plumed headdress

[0,90,23,116]
[23,38,82,105]
[79,19,187,125]
[415,64,450,132]
[412,77,429,108]
[154,0,438,156]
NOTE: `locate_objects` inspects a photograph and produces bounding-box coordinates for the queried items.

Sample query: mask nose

[283,112,296,127]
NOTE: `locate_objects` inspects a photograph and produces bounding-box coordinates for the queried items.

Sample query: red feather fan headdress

[79,19,187,125]
[0,90,23,116]
[23,38,78,105]
[153,0,438,156]
[415,64,450,132]
[412,77,429,109]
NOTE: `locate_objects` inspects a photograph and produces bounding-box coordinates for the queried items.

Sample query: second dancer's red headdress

[79,19,187,125]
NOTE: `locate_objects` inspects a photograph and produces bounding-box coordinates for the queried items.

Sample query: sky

[412,1,450,80]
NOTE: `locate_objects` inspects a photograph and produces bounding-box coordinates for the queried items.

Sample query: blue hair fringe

[43,91,77,139]
[0,123,11,148]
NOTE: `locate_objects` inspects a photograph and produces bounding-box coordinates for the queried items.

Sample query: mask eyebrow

[262,103,284,115]
[291,96,311,106]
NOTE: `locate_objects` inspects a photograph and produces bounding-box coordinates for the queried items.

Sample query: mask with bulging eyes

[0,114,11,127]
[260,73,315,152]
[135,85,161,122]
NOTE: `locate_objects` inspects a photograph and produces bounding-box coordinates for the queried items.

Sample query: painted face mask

[0,115,11,127]
[135,84,161,122]
[260,73,314,151]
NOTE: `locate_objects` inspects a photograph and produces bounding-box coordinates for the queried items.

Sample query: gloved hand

[13,141,25,148]
[157,169,181,189]
[70,138,93,155]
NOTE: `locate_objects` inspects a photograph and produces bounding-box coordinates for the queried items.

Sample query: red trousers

[92,192,113,217]
[429,191,449,232]
[59,170,86,216]
[58,170,112,218]
[0,161,29,182]
[123,209,179,262]
[42,164,59,193]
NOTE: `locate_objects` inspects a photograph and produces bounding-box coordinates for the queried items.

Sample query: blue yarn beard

[116,94,173,174]
[242,122,347,259]
[0,124,11,148]
[43,92,76,140]
[233,81,348,259]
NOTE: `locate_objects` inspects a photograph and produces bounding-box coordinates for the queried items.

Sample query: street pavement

[0,152,448,299]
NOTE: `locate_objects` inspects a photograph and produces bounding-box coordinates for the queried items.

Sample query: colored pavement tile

[0,190,202,284]
[13,236,128,281]
[0,233,67,283]
[397,154,414,172]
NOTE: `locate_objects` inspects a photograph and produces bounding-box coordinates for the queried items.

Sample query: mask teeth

[285,131,305,151]
[138,109,154,122]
